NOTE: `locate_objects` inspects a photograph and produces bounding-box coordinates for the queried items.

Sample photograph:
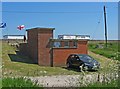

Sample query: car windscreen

[78,55,94,63]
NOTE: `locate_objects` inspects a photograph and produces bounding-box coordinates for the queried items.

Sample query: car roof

[70,54,88,56]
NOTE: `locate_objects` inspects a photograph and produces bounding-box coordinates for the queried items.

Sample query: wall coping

[26,27,55,31]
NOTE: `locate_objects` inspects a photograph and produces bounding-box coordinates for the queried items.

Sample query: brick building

[20,27,89,67]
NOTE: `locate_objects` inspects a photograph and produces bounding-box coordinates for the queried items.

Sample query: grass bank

[2,42,119,77]
[88,42,119,61]
[2,42,81,77]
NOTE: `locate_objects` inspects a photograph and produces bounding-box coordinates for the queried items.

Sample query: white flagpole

[6,24,9,43]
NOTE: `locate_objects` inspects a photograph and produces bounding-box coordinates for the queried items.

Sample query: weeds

[87,79,119,87]
[2,77,42,88]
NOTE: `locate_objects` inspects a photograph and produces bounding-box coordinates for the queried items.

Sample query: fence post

[97,73,100,82]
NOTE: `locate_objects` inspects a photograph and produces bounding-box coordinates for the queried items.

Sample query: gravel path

[27,72,118,87]
[29,75,81,87]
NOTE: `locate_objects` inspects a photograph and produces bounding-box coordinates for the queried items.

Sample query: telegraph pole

[104,5,107,48]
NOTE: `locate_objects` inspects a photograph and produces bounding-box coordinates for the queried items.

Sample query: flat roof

[26,27,55,31]
[50,39,88,41]
[3,35,25,37]
[58,34,90,37]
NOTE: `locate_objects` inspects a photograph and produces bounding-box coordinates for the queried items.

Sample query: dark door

[50,48,53,67]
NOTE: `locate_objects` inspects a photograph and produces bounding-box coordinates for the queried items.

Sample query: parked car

[66,54,100,71]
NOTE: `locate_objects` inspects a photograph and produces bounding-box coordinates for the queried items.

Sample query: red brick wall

[27,29,38,63]
[27,28,54,65]
[38,29,53,66]
[53,41,88,66]
[19,43,28,56]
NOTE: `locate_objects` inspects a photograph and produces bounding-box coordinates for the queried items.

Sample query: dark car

[66,54,100,71]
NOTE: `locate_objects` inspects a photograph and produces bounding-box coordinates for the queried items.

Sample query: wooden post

[104,6,108,48]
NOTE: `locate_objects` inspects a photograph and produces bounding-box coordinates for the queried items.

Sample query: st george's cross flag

[0,23,6,28]
[17,25,25,30]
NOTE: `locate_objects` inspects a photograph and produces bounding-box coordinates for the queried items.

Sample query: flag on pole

[17,25,25,30]
[0,23,6,28]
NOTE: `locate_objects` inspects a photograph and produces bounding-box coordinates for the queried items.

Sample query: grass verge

[2,77,42,88]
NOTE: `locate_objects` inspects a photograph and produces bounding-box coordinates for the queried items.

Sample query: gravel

[26,72,118,87]
[29,75,81,87]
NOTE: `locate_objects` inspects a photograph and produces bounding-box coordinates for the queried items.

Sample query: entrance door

[50,48,53,67]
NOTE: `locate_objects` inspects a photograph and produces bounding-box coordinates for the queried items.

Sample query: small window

[64,41,69,48]
[54,42,61,47]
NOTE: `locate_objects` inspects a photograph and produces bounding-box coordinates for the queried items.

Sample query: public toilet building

[20,27,89,66]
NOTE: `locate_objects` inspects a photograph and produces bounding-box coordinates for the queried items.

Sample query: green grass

[88,42,119,74]
[87,79,119,87]
[0,78,2,88]
[2,42,81,77]
[89,43,120,73]
[1,41,119,77]
[1,41,120,87]
[2,77,42,88]
[88,42,119,61]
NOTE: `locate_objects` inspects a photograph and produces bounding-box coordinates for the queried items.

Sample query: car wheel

[66,62,71,68]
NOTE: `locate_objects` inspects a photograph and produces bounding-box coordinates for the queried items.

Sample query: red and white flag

[17,25,25,30]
